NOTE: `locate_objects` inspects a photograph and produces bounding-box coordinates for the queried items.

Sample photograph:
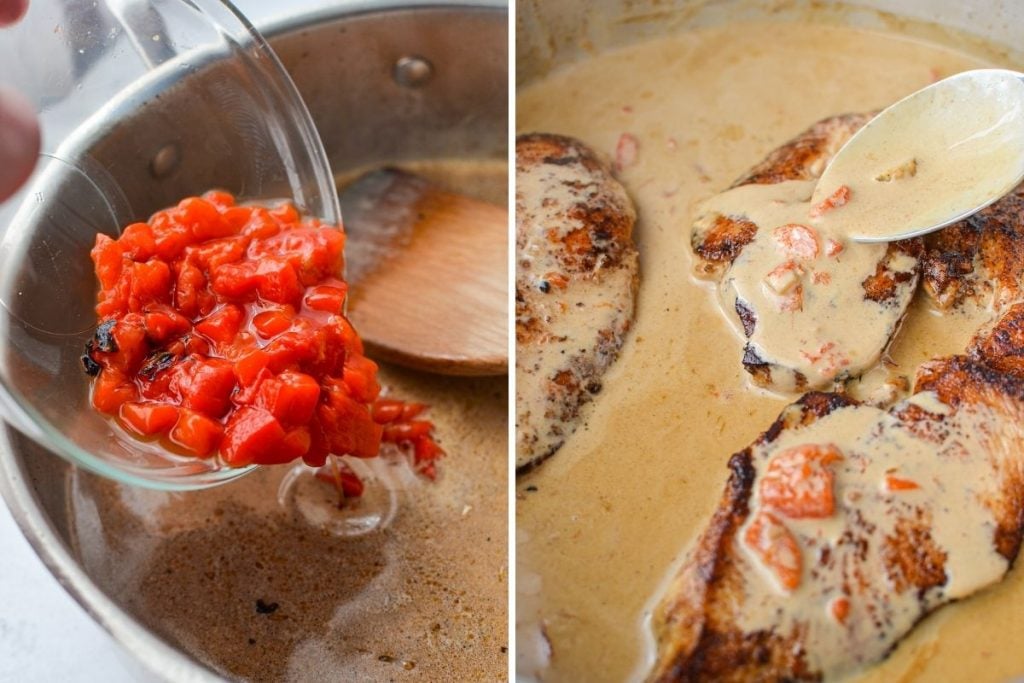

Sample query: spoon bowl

[812,68,1024,243]
[340,168,508,376]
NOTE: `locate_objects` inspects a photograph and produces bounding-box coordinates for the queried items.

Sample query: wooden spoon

[339,168,508,376]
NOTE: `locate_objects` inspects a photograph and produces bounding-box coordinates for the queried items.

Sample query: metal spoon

[811,68,1024,243]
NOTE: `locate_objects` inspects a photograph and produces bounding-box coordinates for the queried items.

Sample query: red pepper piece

[382,420,434,442]
[179,197,235,241]
[177,358,236,419]
[342,354,380,405]
[120,402,179,436]
[304,283,347,313]
[119,222,156,261]
[412,436,445,479]
[252,309,294,339]
[234,349,271,387]
[760,443,843,519]
[143,307,191,343]
[128,260,172,312]
[314,384,382,460]
[169,408,224,457]
[195,304,244,345]
[188,236,248,271]
[92,370,138,413]
[150,213,192,260]
[371,399,405,424]
[105,316,149,374]
[830,596,851,624]
[269,202,299,225]
[239,207,281,239]
[209,261,258,300]
[744,510,803,591]
[91,234,126,291]
[254,260,302,305]
[884,475,920,492]
[202,189,235,209]
[257,370,321,426]
[221,406,287,467]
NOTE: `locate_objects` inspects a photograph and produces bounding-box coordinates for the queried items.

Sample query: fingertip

[0,0,28,26]
[0,86,40,203]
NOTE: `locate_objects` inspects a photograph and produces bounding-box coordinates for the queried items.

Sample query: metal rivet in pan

[150,144,180,178]
[393,56,433,88]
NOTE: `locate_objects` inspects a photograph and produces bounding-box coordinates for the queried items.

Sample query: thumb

[0,0,27,26]
[0,86,39,203]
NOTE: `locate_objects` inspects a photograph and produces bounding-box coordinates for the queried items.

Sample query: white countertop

[0,1,334,681]
[0,501,156,682]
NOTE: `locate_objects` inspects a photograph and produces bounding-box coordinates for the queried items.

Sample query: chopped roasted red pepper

[84,191,444,494]
[252,308,294,339]
[759,443,842,519]
[220,406,288,467]
[92,370,138,413]
[256,370,321,425]
[120,402,180,436]
[170,408,224,457]
[744,510,802,591]
[314,458,365,502]
[194,304,243,344]
[305,282,348,313]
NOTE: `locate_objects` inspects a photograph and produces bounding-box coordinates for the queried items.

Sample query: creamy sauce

[696,180,915,391]
[813,69,1024,242]
[722,394,1019,680]
[515,21,1024,683]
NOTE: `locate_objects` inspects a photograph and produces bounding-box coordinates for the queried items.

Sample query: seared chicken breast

[650,309,1024,681]
[692,114,922,392]
[515,133,639,471]
[921,182,1024,310]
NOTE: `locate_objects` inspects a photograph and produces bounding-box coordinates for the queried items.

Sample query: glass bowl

[0,0,341,489]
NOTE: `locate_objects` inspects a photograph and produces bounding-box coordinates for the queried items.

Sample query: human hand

[0,0,40,203]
